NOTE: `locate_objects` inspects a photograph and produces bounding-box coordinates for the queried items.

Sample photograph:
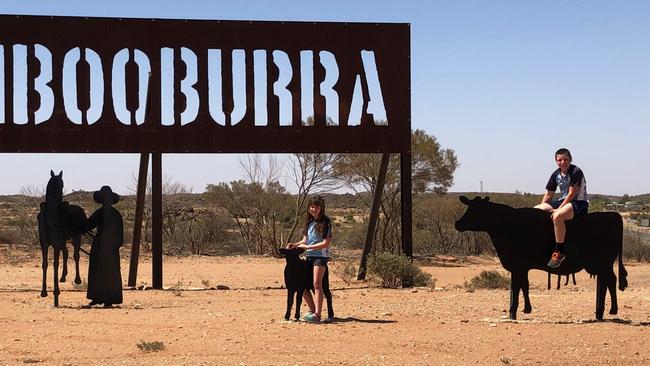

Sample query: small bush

[368,251,432,288]
[333,260,358,285]
[169,281,183,296]
[623,229,650,262]
[465,270,510,290]
[137,340,165,352]
[73,278,88,291]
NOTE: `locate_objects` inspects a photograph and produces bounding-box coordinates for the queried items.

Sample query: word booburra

[0,45,388,126]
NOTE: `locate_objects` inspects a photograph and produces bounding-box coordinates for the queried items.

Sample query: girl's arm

[297,237,331,251]
[287,236,307,248]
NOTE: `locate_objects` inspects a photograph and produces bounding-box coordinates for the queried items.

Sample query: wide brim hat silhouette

[93,186,120,204]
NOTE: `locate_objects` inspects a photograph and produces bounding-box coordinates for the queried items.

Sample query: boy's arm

[540,190,554,204]
[559,186,577,208]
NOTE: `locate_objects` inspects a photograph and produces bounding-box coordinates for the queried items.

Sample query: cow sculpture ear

[50,169,55,177]
[460,196,470,205]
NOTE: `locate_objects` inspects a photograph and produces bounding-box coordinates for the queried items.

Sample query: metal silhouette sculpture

[37,170,88,307]
[86,186,124,308]
[455,196,627,320]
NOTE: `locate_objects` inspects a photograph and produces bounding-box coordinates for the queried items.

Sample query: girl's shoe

[299,311,314,321]
[303,313,321,324]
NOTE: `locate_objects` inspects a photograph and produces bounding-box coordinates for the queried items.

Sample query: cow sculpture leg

[595,269,618,320]
[509,272,532,320]
[604,269,618,315]
[522,275,532,314]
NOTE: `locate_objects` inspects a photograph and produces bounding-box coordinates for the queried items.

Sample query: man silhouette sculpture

[86,186,124,308]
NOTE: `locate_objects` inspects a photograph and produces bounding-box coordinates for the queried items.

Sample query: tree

[334,129,458,253]
[286,153,340,242]
[206,155,291,255]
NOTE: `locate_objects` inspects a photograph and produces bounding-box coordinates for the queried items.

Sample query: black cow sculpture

[455,196,627,320]
[37,170,88,307]
[547,272,577,290]
[278,247,334,321]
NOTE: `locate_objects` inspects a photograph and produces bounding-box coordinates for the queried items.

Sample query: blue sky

[1,0,649,196]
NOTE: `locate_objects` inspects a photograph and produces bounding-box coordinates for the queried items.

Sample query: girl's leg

[313,264,327,317]
[302,289,315,313]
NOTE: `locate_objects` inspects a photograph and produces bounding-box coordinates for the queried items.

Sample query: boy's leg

[548,204,575,268]
[552,204,574,243]
[534,202,554,211]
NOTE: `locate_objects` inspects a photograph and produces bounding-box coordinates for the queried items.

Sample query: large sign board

[0,15,410,153]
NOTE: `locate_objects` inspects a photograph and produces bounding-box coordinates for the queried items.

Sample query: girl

[286,195,332,323]
[535,148,589,268]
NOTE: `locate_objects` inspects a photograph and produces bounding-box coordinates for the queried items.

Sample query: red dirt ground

[0,249,648,365]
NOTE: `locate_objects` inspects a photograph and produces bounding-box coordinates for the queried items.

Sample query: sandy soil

[0,249,649,365]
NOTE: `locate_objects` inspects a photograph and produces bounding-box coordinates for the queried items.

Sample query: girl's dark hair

[303,195,329,237]
[555,148,572,160]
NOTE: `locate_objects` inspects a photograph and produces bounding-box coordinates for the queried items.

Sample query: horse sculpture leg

[53,247,61,307]
[60,245,68,282]
[72,235,82,284]
[40,245,48,297]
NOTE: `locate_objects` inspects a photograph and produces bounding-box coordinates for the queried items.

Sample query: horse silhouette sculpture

[37,170,88,307]
[455,196,627,320]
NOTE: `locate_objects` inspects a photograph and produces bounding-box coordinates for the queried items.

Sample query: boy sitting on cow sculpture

[535,148,590,268]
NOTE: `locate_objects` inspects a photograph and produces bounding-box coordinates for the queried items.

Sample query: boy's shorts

[307,257,329,267]
[550,200,589,217]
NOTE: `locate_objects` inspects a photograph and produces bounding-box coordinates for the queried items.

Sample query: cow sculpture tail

[617,215,628,291]
[618,252,628,291]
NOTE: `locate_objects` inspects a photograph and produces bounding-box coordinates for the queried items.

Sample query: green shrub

[333,260,358,285]
[136,340,165,352]
[465,270,510,290]
[368,251,432,288]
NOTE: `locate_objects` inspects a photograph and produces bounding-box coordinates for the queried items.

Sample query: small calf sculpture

[278,247,334,321]
[455,196,627,320]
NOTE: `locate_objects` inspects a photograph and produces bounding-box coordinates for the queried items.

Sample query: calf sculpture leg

[285,289,296,320]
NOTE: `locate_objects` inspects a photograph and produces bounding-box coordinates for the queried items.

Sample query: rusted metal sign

[0,14,410,153]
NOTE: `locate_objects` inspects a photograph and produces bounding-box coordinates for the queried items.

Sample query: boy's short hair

[555,148,572,160]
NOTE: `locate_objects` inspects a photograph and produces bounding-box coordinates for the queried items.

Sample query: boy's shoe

[303,313,321,324]
[299,311,313,321]
[547,251,565,268]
